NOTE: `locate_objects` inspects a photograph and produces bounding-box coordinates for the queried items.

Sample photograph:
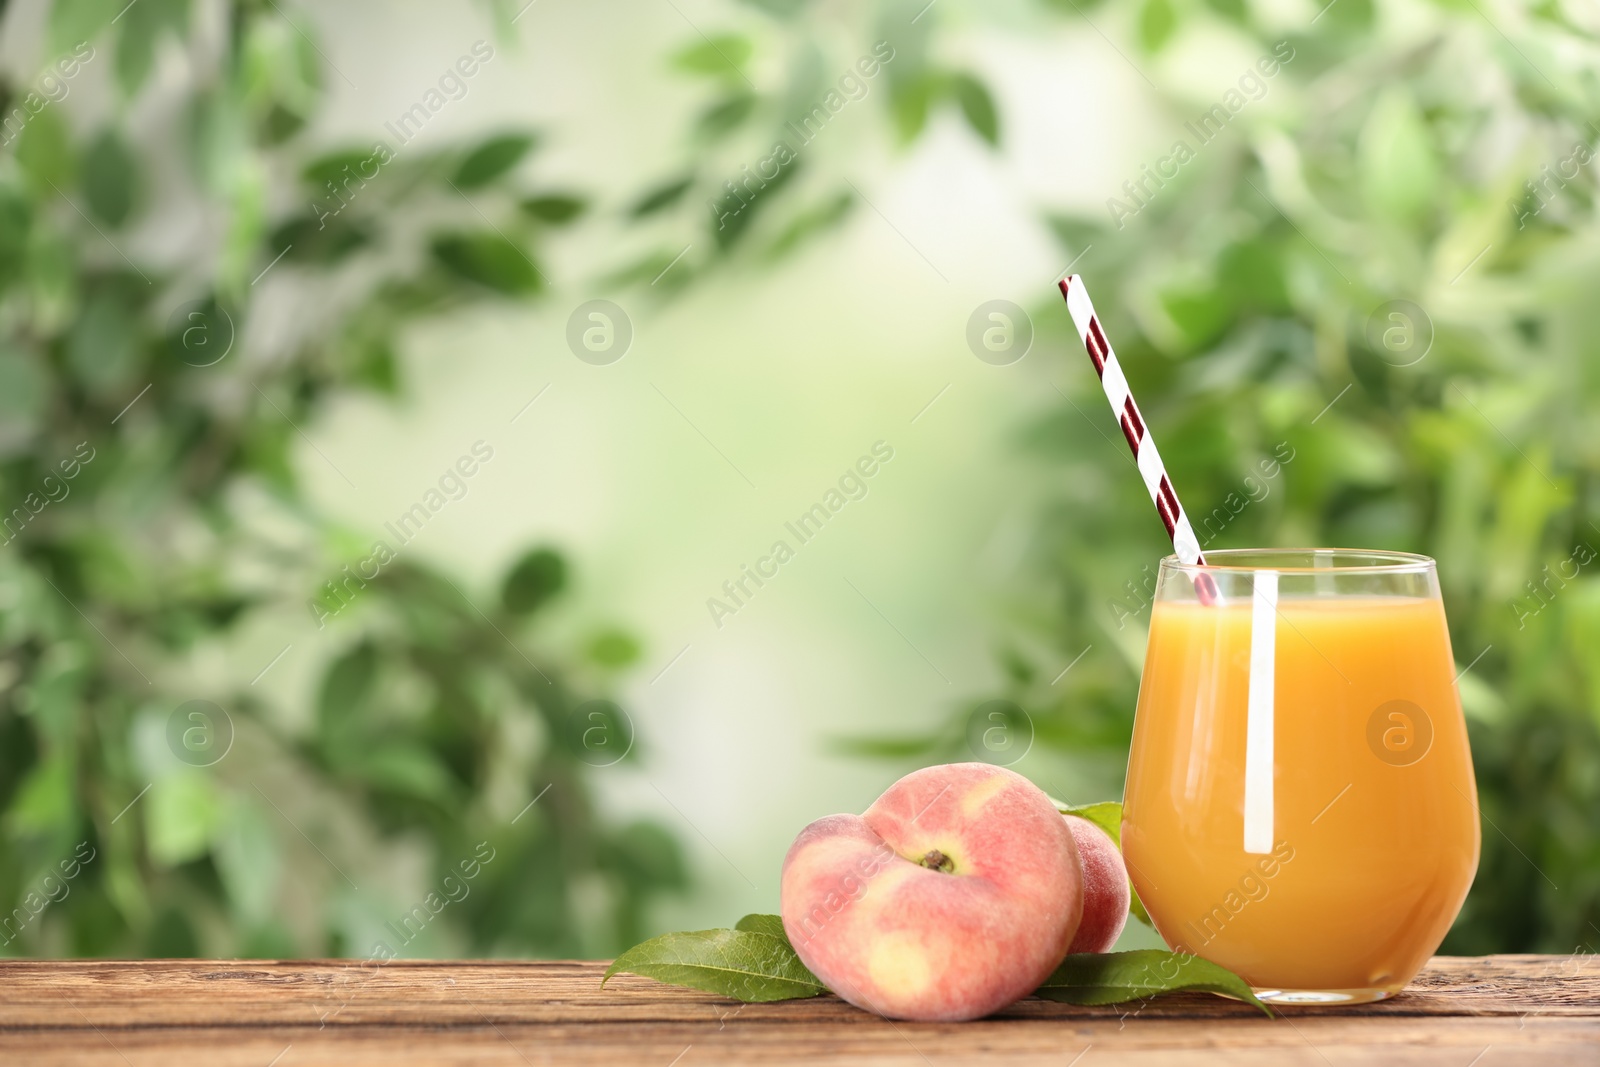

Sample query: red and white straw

[1057,275,1207,569]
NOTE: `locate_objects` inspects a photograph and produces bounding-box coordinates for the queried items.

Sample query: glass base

[1254,987,1396,1006]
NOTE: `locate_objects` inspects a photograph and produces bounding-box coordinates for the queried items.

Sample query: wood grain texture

[0,955,1595,1065]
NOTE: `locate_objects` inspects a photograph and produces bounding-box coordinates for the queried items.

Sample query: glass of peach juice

[1122,549,1480,1005]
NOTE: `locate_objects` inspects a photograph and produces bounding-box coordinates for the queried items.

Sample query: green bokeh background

[0,0,1596,960]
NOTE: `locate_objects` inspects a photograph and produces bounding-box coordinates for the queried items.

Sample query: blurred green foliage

[847,0,1600,953]
[0,0,684,958]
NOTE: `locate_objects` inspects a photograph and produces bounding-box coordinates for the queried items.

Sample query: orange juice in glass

[1122,549,1479,1004]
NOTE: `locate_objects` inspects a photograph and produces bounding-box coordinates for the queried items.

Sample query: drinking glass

[1122,549,1480,1004]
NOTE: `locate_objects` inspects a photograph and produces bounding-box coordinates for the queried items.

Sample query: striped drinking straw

[1057,275,1219,604]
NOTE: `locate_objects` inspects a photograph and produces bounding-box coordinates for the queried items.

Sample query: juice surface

[1123,595,1480,993]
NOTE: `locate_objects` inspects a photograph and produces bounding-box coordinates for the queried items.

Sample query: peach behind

[780,763,1082,1021]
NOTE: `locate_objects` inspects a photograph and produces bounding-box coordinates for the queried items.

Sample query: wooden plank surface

[0,955,1594,1065]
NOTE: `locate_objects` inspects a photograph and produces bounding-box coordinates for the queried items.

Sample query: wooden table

[0,956,1595,1064]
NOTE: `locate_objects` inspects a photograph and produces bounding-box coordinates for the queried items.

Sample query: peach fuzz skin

[780,764,1082,1021]
[1062,814,1130,954]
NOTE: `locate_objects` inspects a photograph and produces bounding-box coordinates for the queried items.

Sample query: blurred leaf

[115,0,189,96]
[1202,0,1249,24]
[0,186,32,292]
[671,34,752,78]
[630,175,694,219]
[586,628,641,668]
[301,148,380,189]
[83,129,139,227]
[0,346,48,431]
[519,193,587,225]
[66,293,138,396]
[1320,0,1375,35]
[890,71,939,143]
[317,642,377,731]
[1358,88,1437,222]
[8,757,73,834]
[213,799,280,923]
[345,744,456,803]
[696,92,758,140]
[430,232,543,295]
[146,773,220,867]
[1138,0,1179,53]
[49,0,118,53]
[502,548,567,616]
[270,214,373,265]
[452,132,538,190]
[947,72,999,146]
[765,190,853,260]
[606,820,689,891]
[15,108,75,192]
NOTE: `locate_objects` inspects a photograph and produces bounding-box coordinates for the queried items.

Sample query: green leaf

[765,190,853,260]
[586,628,641,668]
[49,0,119,53]
[604,928,826,1001]
[630,175,695,219]
[83,129,139,227]
[317,642,377,730]
[146,772,221,867]
[1201,0,1249,23]
[1358,88,1437,223]
[519,194,586,225]
[344,743,456,803]
[1034,950,1269,1015]
[0,186,32,292]
[67,292,138,395]
[890,71,939,143]
[947,72,999,146]
[501,548,566,615]
[430,232,543,295]
[15,107,75,192]
[302,148,380,189]
[697,93,758,140]
[115,0,189,96]
[1137,0,1178,53]
[452,132,538,190]
[671,34,752,77]
[733,913,787,938]
[1319,0,1374,34]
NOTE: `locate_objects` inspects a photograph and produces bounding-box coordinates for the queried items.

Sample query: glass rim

[1160,547,1436,575]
